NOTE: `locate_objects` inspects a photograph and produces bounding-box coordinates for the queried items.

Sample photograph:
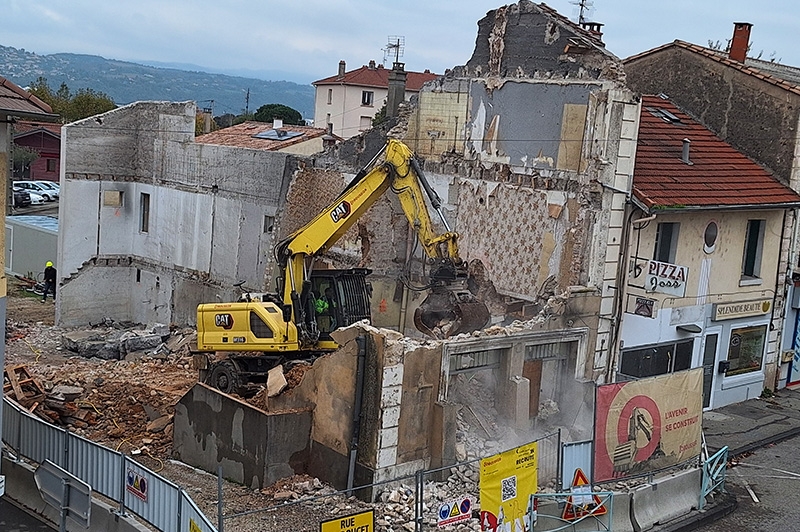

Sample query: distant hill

[0,45,315,119]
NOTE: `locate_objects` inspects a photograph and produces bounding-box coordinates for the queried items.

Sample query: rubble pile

[5,311,198,457]
[61,323,196,361]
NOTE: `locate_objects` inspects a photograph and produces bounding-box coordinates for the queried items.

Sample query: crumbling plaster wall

[462,0,618,79]
[59,101,296,326]
[262,324,444,487]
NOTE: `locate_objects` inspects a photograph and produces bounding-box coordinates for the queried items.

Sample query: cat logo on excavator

[330,200,351,223]
[214,313,234,329]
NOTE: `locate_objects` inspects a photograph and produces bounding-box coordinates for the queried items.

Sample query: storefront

[618,298,772,410]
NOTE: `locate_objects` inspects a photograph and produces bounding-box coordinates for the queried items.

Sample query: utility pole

[244,89,250,118]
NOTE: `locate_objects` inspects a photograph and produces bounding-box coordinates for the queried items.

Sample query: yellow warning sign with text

[479,441,538,531]
[320,509,374,532]
[189,518,202,532]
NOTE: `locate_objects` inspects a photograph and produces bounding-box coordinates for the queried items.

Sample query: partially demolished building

[58,1,642,491]
[171,1,641,490]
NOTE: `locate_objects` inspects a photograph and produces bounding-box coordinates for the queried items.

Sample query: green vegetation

[253,103,303,125]
[28,77,116,123]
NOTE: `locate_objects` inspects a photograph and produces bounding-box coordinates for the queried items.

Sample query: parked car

[27,191,45,205]
[35,181,60,194]
[12,187,31,208]
[13,180,58,201]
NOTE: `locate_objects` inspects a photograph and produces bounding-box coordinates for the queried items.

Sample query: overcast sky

[5,0,799,84]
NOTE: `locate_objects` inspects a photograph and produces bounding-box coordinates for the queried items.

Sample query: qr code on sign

[501,475,517,502]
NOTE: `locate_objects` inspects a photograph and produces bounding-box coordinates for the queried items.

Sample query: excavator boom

[276,139,488,338]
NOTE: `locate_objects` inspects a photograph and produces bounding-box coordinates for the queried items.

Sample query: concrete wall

[58,101,296,326]
[626,210,784,307]
[172,383,313,489]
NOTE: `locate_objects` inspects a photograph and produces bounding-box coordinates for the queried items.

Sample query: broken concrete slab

[120,332,163,354]
[146,415,172,433]
[50,385,85,402]
[267,366,287,397]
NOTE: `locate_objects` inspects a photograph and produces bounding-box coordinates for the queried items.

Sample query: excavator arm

[275,139,488,343]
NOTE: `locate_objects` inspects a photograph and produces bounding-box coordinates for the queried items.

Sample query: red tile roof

[195,121,336,151]
[313,64,439,91]
[633,94,800,210]
[625,41,800,97]
[0,76,55,117]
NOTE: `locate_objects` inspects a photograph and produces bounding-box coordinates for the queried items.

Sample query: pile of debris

[3,365,97,428]
[61,323,196,361]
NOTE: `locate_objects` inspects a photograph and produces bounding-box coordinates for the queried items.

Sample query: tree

[253,104,303,125]
[11,145,39,179]
[27,77,115,123]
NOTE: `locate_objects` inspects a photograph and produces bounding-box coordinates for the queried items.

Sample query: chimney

[580,21,604,43]
[681,138,693,165]
[729,22,752,63]
[327,123,333,135]
[202,109,212,134]
[368,60,376,69]
[386,62,407,119]
[337,60,346,78]
[273,118,283,129]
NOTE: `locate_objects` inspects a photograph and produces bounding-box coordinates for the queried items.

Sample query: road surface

[0,497,55,531]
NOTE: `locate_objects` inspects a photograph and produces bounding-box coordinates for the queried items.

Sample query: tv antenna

[570,0,595,24]
[384,36,405,64]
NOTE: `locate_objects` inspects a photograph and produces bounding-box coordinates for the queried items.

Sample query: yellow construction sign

[479,441,538,531]
[320,509,374,532]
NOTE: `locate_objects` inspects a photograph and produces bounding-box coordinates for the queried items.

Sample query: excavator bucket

[414,286,490,338]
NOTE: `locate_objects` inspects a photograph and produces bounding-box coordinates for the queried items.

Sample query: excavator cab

[308,269,372,340]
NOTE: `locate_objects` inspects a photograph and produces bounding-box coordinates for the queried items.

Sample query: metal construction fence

[221,431,562,532]
[2,397,217,532]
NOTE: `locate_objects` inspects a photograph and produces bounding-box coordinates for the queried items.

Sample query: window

[654,222,680,263]
[359,116,372,131]
[249,311,273,338]
[619,339,694,379]
[704,221,718,253]
[725,325,766,376]
[327,88,333,105]
[361,90,374,106]
[139,193,150,233]
[46,159,57,172]
[263,215,274,233]
[742,219,765,279]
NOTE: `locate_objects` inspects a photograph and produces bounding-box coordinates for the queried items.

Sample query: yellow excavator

[195,139,490,395]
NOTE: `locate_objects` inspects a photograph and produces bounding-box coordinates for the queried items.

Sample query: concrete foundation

[172,383,312,489]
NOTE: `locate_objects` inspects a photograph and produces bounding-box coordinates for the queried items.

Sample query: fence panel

[417,431,561,531]
[561,439,593,487]
[17,407,67,466]
[67,432,124,501]
[123,456,181,531]
[180,490,218,532]
[2,397,22,451]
